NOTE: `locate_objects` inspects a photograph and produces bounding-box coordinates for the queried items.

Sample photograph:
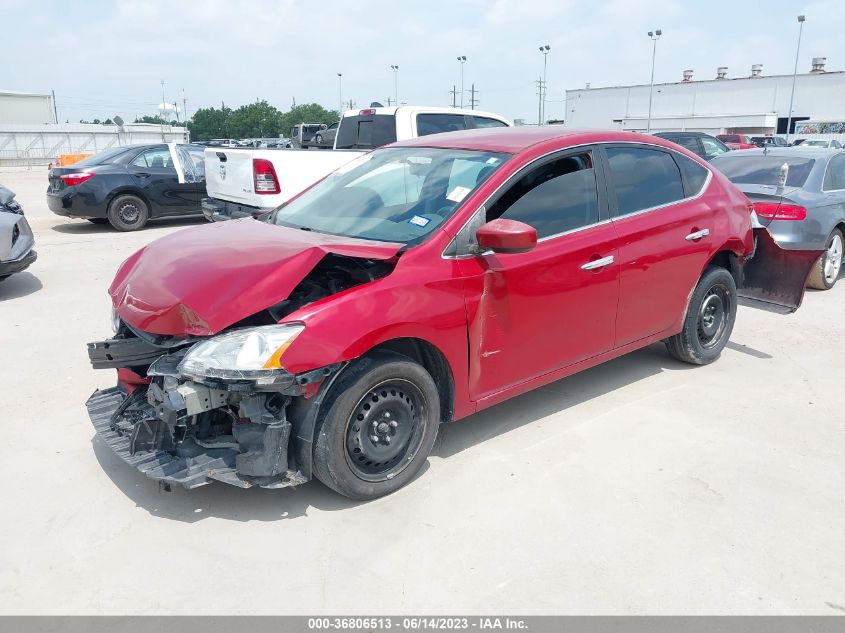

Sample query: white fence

[0,122,189,166]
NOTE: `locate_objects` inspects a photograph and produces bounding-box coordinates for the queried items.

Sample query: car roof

[390,127,679,154]
[654,131,711,138]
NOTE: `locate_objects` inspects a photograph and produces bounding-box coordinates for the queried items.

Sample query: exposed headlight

[178,324,304,382]
[111,305,121,333]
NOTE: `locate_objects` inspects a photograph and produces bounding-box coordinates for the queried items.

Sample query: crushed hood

[110,218,402,336]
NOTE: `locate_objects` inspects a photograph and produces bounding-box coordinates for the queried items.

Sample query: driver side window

[487,152,600,239]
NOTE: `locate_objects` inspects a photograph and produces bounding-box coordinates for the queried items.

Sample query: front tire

[807,228,843,290]
[313,351,441,500]
[107,194,149,231]
[665,266,737,365]
[315,134,324,145]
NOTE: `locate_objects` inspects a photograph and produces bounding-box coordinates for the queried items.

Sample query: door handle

[685,228,710,241]
[134,172,151,178]
[580,255,615,270]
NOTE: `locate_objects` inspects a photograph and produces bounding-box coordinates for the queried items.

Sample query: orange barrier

[56,153,94,166]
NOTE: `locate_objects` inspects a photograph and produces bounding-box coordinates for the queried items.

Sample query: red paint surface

[109,129,801,422]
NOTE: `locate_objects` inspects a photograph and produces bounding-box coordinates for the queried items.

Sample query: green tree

[226,101,282,138]
[278,103,340,136]
[187,106,232,140]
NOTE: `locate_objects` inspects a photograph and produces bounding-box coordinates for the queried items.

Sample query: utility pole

[182,88,188,123]
[347,99,355,111]
[386,97,393,106]
[786,15,806,143]
[450,85,458,108]
[51,89,58,123]
[469,84,479,110]
[390,65,399,105]
[160,80,166,140]
[536,78,544,125]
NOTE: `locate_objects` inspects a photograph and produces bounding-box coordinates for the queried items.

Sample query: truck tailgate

[205,148,366,209]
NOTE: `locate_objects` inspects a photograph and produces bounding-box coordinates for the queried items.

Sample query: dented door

[738,228,823,313]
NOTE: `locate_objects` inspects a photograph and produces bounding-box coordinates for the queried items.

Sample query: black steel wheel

[107,194,149,231]
[313,351,441,500]
[666,266,737,365]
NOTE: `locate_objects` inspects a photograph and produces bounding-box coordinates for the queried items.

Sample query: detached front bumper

[87,386,308,490]
[0,249,37,276]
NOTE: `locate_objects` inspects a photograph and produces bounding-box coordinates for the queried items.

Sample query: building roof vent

[682,69,694,82]
[716,66,728,79]
[811,57,827,73]
[751,64,763,77]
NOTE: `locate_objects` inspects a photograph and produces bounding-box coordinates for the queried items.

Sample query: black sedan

[47,144,206,231]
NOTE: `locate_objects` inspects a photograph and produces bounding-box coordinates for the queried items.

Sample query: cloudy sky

[2,0,843,124]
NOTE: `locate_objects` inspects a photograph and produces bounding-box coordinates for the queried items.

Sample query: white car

[801,139,843,149]
[201,106,512,220]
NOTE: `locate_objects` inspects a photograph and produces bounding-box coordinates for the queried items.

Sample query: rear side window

[472,116,508,129]
[487,152,599,239]
[605,147,685,216]
[669,136,702,154]
[823,154,845,190]
[416,113,468,136]
[335,115,397,149]
[674,153,709,196]
[719,135,740,144]
[75,147,132,166]
[131,147,173,169]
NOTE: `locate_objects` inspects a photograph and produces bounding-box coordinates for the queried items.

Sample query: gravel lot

[1,165,844,615]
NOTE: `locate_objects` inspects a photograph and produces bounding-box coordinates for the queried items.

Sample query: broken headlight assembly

[178,323,304,384]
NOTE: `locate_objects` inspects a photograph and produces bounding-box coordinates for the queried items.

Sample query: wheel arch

[107,188,153,216]
[704,248,742,288]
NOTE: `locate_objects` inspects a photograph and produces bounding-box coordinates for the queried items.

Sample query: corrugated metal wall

[0,123,189,166]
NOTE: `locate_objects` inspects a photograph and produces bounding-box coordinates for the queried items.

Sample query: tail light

[753,201,807,221]
[253,158,280,194]
[359,109,376,116]
[59,172,95,187]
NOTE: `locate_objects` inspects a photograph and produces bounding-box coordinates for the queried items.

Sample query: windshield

[273,147,509,244]
[804,140,829,147]
[712,155,816,187]
[74,146,132,166]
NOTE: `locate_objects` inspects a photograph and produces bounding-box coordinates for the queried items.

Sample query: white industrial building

[564,57,845,137]
[0,89,189,166]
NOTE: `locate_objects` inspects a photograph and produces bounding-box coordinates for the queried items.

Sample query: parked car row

[84,126,822,500]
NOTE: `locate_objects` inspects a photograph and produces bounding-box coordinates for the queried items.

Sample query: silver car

[711,148,845,289]
[0,185,37,282]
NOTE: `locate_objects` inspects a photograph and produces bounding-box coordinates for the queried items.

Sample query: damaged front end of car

[87,319,344,490]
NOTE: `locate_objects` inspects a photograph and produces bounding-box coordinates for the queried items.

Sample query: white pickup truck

[201,105,511,220]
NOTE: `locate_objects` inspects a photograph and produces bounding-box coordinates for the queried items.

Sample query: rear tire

[313,351,440,500]
[665,266,737,365]
[107,194,149,231]
[807,228,843,290]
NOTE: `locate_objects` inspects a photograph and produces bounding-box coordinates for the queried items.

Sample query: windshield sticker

[486,157,500,165]
[446,186,471,203]
[408,215,431,227]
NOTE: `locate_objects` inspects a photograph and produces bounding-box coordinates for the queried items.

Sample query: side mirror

[475,218,537,254]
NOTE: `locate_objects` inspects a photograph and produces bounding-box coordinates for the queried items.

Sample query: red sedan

[716,133,757,150]
[87,128,819,499]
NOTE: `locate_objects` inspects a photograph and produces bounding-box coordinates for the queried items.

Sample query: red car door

[457,148,620,400]
[601,144,717,346]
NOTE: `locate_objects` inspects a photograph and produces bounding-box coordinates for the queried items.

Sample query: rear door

[601,143,716,346]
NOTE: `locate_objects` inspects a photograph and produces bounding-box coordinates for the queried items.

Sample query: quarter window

[605,146,685,216]
[674,153,710,196]
[824,154,845,191]
[487,152,599,239]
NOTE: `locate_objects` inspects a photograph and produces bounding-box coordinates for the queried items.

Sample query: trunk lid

[109,219,402,336]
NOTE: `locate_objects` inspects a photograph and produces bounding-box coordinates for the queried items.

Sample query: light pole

[336,73,344,115]
[786,15,806,143]
[390,65,399,106]
[646,29,662,133]
[539,44,550,125]
[457,56,466,107]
